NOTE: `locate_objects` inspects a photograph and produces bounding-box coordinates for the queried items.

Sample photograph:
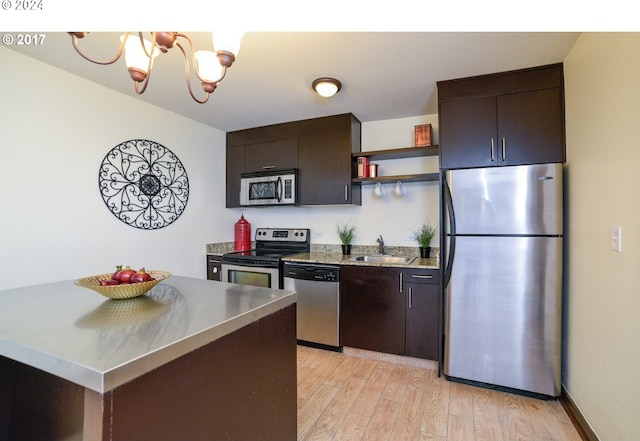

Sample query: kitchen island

[0,276,297,441]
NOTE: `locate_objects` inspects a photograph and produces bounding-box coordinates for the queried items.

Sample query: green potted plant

[411,220,438,258]
[337,221,356,255]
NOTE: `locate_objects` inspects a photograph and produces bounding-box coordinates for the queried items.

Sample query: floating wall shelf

[353,173,439,184]
[352,146,440,184]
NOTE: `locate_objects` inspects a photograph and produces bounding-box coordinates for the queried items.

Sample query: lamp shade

[312,77,342,97]
[121,34,158,73]
[213,31,244,57]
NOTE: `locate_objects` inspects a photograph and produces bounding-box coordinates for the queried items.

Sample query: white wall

[0,46,238,290]
[564,33,640,440]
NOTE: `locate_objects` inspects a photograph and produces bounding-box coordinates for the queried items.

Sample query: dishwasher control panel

[314,272,338,282]
[282,263,339,282]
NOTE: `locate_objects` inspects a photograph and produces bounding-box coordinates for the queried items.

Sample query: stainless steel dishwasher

[283,262,341,351]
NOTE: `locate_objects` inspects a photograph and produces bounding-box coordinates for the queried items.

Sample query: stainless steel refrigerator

[442,163,563,398]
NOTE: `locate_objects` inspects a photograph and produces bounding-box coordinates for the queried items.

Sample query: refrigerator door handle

[443,178,456,288]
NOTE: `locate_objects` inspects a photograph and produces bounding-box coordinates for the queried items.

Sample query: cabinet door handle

[399,272,403,293]
[502,138,506,161]
[490,138,495,162]
[344,184,348,201]
[411,274,433,279]
[262,165,276,170]
[408,287,413,308]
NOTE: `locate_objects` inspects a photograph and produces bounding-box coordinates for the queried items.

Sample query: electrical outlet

[611,226,622,252]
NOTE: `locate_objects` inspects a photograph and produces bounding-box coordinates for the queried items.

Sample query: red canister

[234,214,251,251]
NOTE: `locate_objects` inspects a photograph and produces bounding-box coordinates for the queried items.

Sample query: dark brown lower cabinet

[340,266,441,361]
[340,266,405,355]
[404,269,440,360]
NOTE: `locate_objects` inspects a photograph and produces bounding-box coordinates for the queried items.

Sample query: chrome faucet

[377,235,385,255]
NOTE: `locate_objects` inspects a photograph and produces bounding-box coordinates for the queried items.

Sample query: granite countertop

[282,252,440,269]
[206,242,440,269]
[0,276,295,393]
[206,242,239,256]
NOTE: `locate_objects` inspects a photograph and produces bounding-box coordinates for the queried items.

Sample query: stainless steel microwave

[240,169,297,206]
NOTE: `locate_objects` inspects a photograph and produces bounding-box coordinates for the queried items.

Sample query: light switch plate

[611,226,622,252]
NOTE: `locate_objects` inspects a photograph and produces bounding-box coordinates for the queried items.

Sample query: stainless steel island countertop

[0,276,296,393]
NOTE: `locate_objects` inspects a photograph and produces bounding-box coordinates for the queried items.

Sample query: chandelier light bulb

[195,50,224,83]
[213,31,245,58]
[121,34,158,77]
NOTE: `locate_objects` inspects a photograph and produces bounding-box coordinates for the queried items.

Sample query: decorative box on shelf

[414,124,432,147]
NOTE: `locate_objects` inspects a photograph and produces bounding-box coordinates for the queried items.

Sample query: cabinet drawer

[404,268,439,285]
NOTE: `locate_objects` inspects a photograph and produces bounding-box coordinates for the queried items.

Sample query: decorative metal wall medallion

[99,139,189,230]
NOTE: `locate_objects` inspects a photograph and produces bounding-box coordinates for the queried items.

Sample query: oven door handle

[276,176,283,203]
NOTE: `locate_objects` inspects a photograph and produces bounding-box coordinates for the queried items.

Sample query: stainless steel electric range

[221,228,310,289]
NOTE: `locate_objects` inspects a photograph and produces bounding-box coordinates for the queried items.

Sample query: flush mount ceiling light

[312,77,342,98]
[69,32,244,104]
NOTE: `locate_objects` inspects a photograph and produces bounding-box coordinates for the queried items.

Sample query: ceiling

[8,32,580,132]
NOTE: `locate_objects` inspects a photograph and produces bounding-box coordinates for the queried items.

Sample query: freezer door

[446,163,563,235]
[444,236,562,397]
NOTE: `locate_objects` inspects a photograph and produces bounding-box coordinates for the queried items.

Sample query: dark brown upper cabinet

[298,115,361,206]
[226,113,361,208]
[243,138,299,173]
[438,63,566,170]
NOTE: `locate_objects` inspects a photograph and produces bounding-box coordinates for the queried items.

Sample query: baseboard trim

[560,386,599,441]
[342,346,438,370]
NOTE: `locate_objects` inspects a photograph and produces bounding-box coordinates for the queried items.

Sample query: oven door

[221,263,279,289]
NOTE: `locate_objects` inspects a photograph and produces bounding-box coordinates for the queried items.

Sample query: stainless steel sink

[349,255,416,264]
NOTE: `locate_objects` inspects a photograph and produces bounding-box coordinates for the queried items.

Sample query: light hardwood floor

[297,345,583,441]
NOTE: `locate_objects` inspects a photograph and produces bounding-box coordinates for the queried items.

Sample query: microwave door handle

[276,177,283,202]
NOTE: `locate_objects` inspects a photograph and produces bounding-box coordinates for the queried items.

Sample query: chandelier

[69,32,243,104]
